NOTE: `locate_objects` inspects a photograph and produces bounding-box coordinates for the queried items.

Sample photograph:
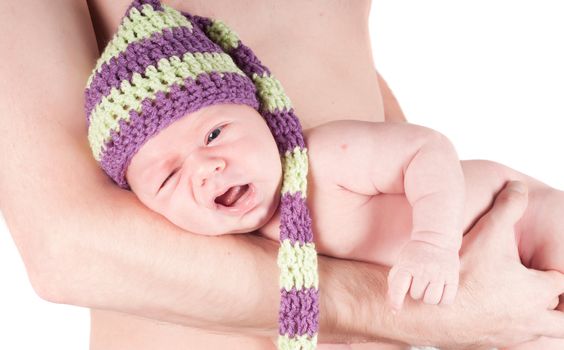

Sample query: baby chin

[226,202,279,235]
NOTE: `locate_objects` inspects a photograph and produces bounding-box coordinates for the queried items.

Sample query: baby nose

[194,157,225,186]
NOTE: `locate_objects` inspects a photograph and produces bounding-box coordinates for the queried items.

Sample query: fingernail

[508,181,526,194]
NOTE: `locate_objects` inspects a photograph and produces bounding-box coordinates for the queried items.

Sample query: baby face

[126,104,282,235]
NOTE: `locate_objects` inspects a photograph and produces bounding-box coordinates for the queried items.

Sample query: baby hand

[387,240,460,311]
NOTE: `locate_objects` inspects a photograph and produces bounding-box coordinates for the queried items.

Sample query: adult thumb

[464,181,529,258]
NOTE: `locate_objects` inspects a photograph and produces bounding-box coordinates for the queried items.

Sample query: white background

[1,1,563,348]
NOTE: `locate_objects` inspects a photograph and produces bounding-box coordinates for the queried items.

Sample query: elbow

[28,263,67,305]
[27,255,69,306]
[8,223,71,305]
[408,125,464,187]
[418,127,458,157]
[422,127,454,147]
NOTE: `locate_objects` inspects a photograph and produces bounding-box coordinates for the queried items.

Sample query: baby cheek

[166,193,225,235]
[131,190,164,217]
[167,204,206,233]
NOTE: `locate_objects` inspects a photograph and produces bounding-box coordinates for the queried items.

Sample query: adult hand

[388,181,564,349]
[454,180,564,348]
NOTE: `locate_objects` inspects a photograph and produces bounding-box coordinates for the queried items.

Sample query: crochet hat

[84,0,319,349]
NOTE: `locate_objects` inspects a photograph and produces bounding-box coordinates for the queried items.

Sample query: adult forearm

[5,174,279,334]
[317,257,407,345]
[318,257,454,347]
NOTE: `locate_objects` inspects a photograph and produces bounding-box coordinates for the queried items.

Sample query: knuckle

[483,213,504,232]
[496,189,516,203]
[392,266,413,277]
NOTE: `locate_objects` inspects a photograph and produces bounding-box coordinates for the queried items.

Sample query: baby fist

[387,240,460,311]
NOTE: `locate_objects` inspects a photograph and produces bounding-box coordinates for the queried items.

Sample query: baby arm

[392,124,465,310]
[307,120,465,310]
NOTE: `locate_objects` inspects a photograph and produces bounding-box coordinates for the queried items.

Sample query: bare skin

[1,1,563,349]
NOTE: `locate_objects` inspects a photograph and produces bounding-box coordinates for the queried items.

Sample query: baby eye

[159,169,177,191]
[206,126,223,145]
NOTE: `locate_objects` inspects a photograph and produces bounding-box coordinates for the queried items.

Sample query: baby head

[125,103,282,235]
[84,2,303,235]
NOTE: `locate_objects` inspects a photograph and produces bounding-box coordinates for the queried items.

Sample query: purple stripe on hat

[181,13,213,31]
[127,0,163,16]
[279,287,319,337]
[85,25,225,120]
[262,109,306,154]
[229,43,270,77]
[99,71,259,188]
[279,192,313,244]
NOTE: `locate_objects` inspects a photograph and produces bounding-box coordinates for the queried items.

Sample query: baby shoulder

[303,121,366,187]
[304,120,366,151]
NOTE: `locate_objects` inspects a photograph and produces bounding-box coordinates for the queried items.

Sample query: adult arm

[0,0,280,336]
[1,0,563,347]
[378,72,406,122]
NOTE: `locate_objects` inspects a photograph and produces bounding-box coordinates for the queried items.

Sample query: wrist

[316,255,479,348]
[390,299,465,348]
[410,230,462,252]
[316,256,354,343]
[317,257,408,345]
[317,256,373,343]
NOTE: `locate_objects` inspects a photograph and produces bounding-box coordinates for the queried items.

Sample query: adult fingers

[537,271,564,334]
[463,181,528,258]
[539,310,564,338]
[549,297,559,310]
[485,181,528,235]
[532,269,564,308]
[542,270,564,296]
[555,293,564,312]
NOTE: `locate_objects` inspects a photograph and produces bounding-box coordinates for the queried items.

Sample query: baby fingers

[440,283,458,305]
[423,281,445,305]
[387,267,413,311]
[409,274,428,301]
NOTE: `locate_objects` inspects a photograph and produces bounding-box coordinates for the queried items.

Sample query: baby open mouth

[214,184,250,207]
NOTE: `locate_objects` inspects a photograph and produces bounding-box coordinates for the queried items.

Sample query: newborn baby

[126,103,468,310]
[125,102,559,311]
[86,1,563,349]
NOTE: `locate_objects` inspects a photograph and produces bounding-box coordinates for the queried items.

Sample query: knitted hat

[84,1,319,349]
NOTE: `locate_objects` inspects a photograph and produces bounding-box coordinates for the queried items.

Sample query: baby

[85,1,563,349]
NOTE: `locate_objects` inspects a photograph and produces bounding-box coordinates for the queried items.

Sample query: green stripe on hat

[87,4,192,87]
[252,73,293,112]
